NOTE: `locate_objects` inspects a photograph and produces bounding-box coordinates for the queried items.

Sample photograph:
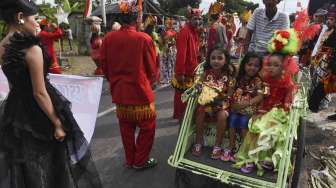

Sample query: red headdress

[144,15,157,27]
[208,0,224,18]
[186,6,202,19]
[264,9,322,77]
[165,17,174,28]
[39,18,49,26]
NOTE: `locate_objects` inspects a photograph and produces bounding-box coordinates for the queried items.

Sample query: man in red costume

[38,19,63,74]
[100,0,158,169]
[172,7,202,121]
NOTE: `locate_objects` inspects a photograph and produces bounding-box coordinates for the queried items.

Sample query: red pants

[49,55,62,74]
[118,118,156,167]
[94,66,104,75]
[173,91,186,120]
[49,66,62,74]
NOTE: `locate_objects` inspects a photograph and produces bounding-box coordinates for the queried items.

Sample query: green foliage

[223,0,258,14]
[0,21,7,39]
[55,0,86,12]
[176,7,188,17]
[38,3,58,23]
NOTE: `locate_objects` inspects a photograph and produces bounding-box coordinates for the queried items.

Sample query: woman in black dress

[0,1,102,187]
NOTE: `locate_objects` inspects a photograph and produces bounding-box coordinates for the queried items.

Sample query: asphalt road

[91,82,180,188]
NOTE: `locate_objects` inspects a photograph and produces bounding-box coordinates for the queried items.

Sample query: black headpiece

[0,0,38,20]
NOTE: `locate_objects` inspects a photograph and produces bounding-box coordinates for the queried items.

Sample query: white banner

[0,70,103,143]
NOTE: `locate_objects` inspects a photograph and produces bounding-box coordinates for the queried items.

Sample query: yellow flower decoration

[198,85,218,105]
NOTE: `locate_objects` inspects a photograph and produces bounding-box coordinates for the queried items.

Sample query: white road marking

[97,84,171,118]
[97,107,116,118]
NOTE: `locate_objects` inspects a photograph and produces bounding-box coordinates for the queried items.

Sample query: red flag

[84,0,92,18]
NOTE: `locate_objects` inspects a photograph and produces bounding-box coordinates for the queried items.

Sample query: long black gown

[0,32,102,188]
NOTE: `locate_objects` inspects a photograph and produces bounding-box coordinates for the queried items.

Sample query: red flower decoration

[278,31,290,39]
[275,42,284,51]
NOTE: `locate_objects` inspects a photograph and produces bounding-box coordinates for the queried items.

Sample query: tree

[38,3,58,22]
[158,0,257,16]
[223,0,258,14]
[158,0,201,15]
[55,0,86,12]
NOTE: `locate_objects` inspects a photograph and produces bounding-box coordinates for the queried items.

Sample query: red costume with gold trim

[172,23,200,120]
[100,24,157,167]
[259,74,296,113]
[232,76,264,116]
[38,27,63,74]
[197,69,236,115]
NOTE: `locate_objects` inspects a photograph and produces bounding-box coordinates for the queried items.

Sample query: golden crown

[208,0,224,16]
[240,10,252,23]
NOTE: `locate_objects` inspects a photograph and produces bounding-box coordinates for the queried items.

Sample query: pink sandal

[240,163,255,174]
[192,144,202,157]
[210,146,222,160]
[220,148,235,162]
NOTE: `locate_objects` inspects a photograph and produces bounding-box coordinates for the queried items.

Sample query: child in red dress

[221,52,264,162]
[192,47,236,159]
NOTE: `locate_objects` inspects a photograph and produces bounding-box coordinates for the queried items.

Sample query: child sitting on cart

[234,29,299,176]
[222,52,265,162]
[192,47,236,159]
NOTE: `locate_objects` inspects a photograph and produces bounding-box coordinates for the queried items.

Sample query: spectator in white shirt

[244,0,289,55]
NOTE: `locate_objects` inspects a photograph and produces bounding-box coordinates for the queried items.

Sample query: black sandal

[133,158,157,170]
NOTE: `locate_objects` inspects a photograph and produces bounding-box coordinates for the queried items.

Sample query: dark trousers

[308,82,326,112]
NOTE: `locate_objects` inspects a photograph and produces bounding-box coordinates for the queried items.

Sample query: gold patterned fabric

[197,70,236,113]
[116,103,156,121]
[232,77,266,116]
[311,46,334,66]
[171,75,194,91]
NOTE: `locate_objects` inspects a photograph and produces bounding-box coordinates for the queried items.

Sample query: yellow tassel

[116,103,156,121]
[171,76,194,91]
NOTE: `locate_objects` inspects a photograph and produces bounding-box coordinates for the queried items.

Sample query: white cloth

[311,24,328,57]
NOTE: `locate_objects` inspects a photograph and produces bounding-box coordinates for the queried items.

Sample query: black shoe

[133,158,157,170]
[327,114,336,121]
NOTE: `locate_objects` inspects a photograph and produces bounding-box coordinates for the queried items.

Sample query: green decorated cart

[168,63,310,188]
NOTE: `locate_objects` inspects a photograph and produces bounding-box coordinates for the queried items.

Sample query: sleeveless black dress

[0,32,102,188]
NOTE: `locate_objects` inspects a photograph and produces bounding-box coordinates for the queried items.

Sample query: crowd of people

[0,0,336,187]
[96,0,336,176]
